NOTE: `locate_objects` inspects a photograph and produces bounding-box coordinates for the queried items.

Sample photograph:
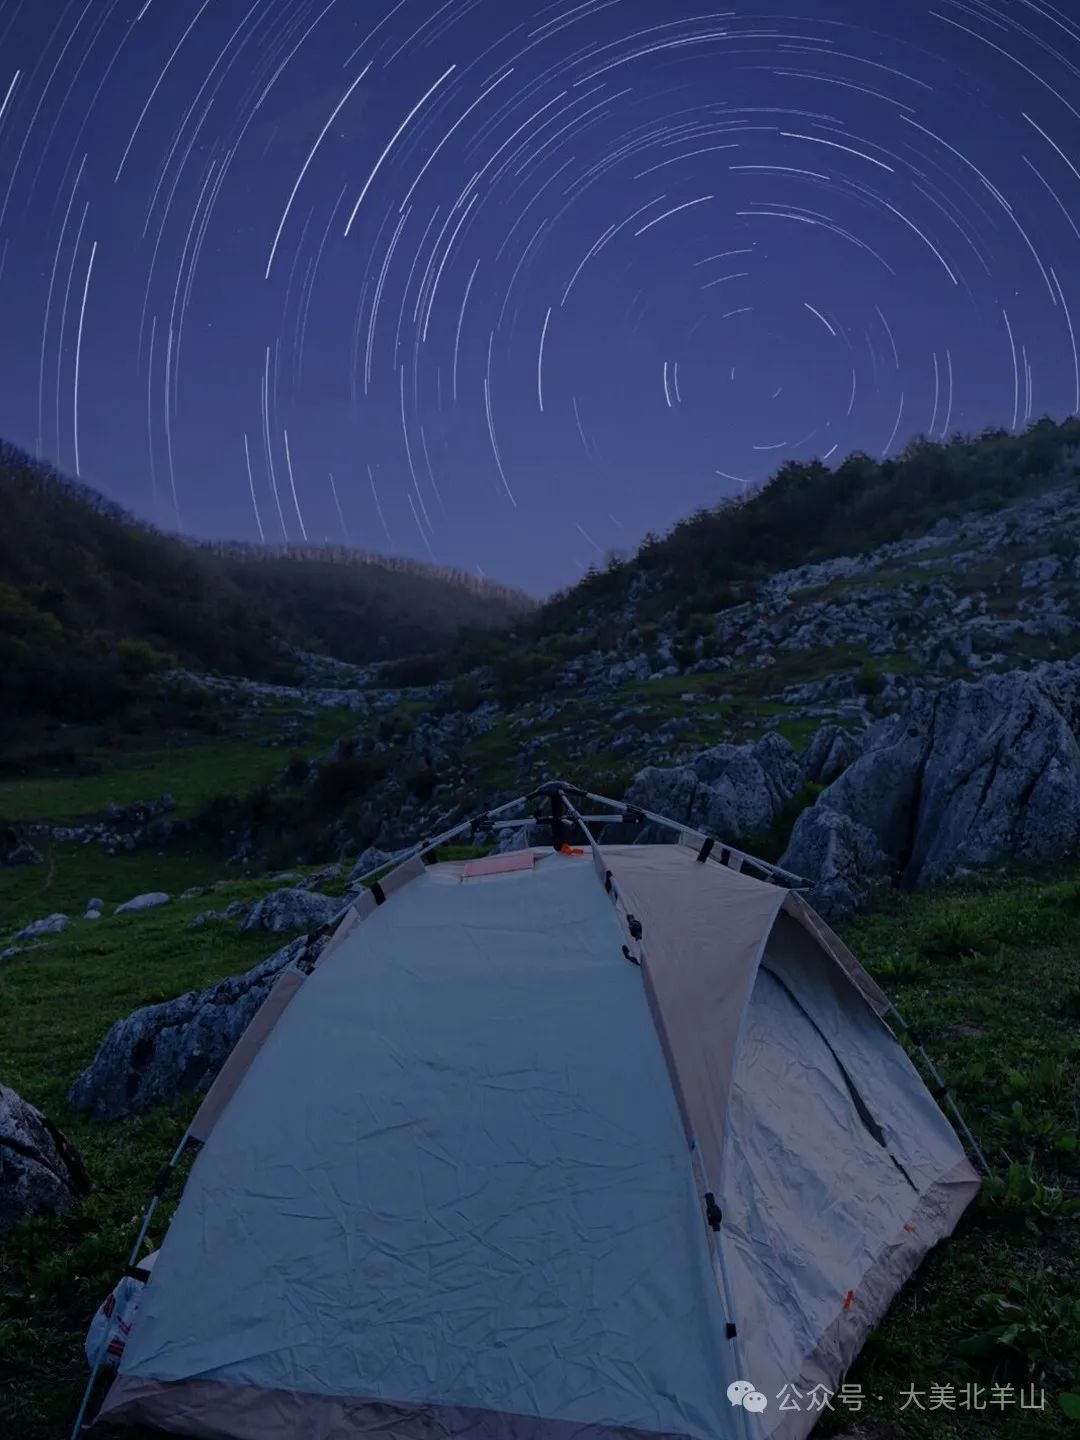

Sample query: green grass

[0,843,338,1439]
[0,708,355,823]
[817,869,1080,1438]
[2,851,1079,1437]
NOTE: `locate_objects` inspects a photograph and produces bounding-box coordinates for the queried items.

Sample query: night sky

[1,2,1079,596]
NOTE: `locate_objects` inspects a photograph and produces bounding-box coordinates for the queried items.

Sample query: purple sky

[1,0,1078,596]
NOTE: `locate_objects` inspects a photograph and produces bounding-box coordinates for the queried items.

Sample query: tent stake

[69,1133,193,1438]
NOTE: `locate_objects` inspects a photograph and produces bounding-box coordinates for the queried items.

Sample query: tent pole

[561,788,756,1435]
[886,1005,991,1177]
[689,1141,757,1440]
[69,1132,193,1438]
[570,782,810,888]
[333,792,536,923]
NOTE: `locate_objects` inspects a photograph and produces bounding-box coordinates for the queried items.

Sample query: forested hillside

[536,417,1080,635]
[0,444,530,736]
[206,542,531,666]
[392,418,1080,701]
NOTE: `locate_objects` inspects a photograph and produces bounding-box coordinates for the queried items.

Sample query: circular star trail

[1,0,1079,593]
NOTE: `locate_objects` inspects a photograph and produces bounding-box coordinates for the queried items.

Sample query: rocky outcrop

[780,660,1080,915]
[67,934,323,1121]
[781,806,890,921]
[1,1084,90,1233]
[626,733,801,840]
[799,724,864,787]
[241,888,339,934]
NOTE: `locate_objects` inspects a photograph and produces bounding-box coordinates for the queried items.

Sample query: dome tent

[79,781,982,1440]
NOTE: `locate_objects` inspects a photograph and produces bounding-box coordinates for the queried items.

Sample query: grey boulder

[115,892,170,914]
[241,888,339,935]
[189,900,251,929]
[67,934,319,1121]
[349,846,405,881]
[1,1083,90,1233]
[14,913,69,941]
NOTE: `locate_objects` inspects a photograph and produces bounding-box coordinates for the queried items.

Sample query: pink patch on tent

[462,851,535,879]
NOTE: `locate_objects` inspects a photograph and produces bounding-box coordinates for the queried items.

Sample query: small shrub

[982,1159,1080,1229]
[284,754,311,785]
[957,1277,1080,1378]
[918,911,993,961]
[309,755,376,807]
[855,664,886,696]
[875,952,929,983]
[683,612,715,638]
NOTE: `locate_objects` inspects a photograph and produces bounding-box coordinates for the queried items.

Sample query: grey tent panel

[116,859,733,1438]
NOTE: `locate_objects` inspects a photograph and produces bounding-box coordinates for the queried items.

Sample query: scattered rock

[1020,555,1061,588]
[299,863,343,892]
[349,846,406,881]
[0,826,43,867]
[0,1083,90,1233]
[84,911,101,922]
[86,898,104,912]
[67,935,320,1121]
[241,888,339,934]
[189,901,251,929]
[0,946,23,964]
[180,886,206,901]
[13,913,69,941]
[114,892,170,914]
[495,825,532,853]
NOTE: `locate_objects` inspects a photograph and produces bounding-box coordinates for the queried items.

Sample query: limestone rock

[13,913,69,941]
[67,935,319,1121]
[626,733,801,840]
[240,888,339,935]
[781,806,890,921]
[495,825,532,853]
[0,1083,90,1233]
[800,724,863,787]
[781,661,1080,908]
[114,892,170,914]
[348,846,406,881]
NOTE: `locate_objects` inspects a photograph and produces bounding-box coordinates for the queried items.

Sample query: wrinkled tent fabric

[97,845,979,1440]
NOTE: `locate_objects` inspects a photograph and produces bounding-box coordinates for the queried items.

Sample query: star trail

[2,0,1080,593]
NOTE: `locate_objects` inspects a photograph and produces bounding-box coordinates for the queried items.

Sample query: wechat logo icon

[727,1380,768,1413]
